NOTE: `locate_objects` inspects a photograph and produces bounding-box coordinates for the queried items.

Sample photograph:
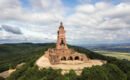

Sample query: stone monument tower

[56,22,68,49]
[43,22,89,64]
[36,22,106,75]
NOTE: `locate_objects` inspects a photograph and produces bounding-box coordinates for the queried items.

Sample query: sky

[0,0,130,45]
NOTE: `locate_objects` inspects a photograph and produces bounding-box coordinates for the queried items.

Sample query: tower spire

[60,22,63,26]
[59,22,64,29]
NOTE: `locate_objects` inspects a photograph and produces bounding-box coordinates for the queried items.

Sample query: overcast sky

[0,0,130,45]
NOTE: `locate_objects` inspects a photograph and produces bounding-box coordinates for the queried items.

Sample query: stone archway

[61,56,66,60]
[68,56,73,60]
[75,56,79,60]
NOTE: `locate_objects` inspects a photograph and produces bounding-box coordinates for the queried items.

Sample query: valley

[95,50,130,60]
[80,43,130,61]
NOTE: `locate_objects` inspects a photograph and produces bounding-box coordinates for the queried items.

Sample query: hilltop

[0,43,129,80]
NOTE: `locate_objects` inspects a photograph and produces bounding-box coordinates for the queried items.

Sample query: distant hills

[77,43,130,47]
[78,43,130,53]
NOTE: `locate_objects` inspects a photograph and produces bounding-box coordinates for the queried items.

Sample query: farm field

[95,50,130,60]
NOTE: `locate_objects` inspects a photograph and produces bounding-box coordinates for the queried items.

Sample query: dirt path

[0,63,25,78]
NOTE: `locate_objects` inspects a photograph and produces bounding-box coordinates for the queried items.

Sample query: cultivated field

[95,50,130,60]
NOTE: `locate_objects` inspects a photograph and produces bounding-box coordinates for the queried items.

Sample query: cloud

[64,2,130,44]
[66,2,130,29]
[0,0,66,43]
[76,4,95,13]
[0,0,65,25]
[0,27,2,30]
[78,0,91,3]
[0,0,130,44]
[1,25,22,34]
[29,0,63,11]
[101,27,122,31]
[78,0,115,3]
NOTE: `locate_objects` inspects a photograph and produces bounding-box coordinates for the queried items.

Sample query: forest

[0,43,130,80]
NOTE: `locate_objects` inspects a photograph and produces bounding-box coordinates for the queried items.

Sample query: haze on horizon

[0,0,130,45]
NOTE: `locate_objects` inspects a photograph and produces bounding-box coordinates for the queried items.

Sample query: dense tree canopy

[0,43,55,72]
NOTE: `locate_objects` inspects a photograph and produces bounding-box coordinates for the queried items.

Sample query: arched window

[61,57,66,60]
[68,56,73,60]
[60,38,65,45]
[75,56,79,60]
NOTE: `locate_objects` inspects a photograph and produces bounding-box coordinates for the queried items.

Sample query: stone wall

[44,48,89,64]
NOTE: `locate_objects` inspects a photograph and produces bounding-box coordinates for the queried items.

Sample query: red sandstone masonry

[44,22,88,64]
